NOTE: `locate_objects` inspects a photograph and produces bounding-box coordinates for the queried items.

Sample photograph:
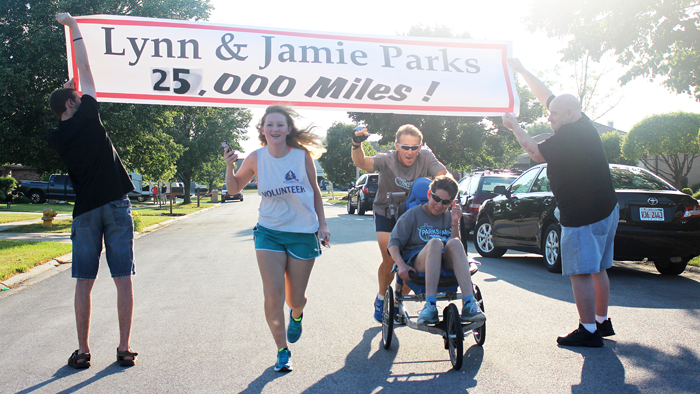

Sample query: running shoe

[597,318,615,337]
[557,324,604,347]
[287,310,303,343]
[417,303,439,325]
[274,348,292,372]
[461,298,486,322]
[373,295,384,323]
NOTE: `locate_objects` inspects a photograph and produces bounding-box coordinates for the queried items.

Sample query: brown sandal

[68,350,91,369]
[117,349,138,367]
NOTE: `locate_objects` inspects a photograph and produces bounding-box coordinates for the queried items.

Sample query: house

[0,165,40,181]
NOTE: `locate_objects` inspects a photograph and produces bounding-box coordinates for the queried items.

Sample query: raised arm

[56,13,95,97]
[507,58,554,109]
[502,113,545,163]
[351,127,375,172]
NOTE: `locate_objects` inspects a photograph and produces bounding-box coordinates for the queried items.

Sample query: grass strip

[0,213,42,224]
[5,203,74,214]
[0,219,72,233]
[0,240,72,282]
[690,256,700,267]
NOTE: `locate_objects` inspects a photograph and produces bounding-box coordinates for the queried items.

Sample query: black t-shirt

[47,95,134,218]
[538,105,617,227]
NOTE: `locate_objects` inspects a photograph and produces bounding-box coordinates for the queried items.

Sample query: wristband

[73,37,83,42]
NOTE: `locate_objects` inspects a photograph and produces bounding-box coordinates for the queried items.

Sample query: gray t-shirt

[388,204,453,260]
[373,149,446,217]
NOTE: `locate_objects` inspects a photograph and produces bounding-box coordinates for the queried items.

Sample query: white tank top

[256,146,319,233]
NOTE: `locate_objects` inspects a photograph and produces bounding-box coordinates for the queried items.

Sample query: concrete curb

[0,203,221,299]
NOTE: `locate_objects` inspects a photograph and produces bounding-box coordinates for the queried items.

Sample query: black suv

[347,173,378,215]
[458,170,520,240]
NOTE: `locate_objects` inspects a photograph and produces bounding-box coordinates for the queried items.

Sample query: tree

[527,121,552,137]
[166,106,251,204]
[318,122,358,187]
[600,131,635,165]
[528,0,700,101]
[622,112,700,188]
[0,0,212,174]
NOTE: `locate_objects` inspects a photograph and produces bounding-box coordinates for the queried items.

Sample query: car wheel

[473,218,506,258]
[239,196,244,202]
[542,223,562,273]
[358,198,366,215]
[29,190,45,204]
[653,258,689,275]
[137,196,146,202]
[347,196,356,215]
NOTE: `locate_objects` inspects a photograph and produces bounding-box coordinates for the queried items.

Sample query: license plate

[640,207,664,221]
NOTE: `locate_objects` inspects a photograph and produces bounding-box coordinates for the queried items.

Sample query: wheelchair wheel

[473,284,486,346]
[381,286,394,349]
[444,303,464,370]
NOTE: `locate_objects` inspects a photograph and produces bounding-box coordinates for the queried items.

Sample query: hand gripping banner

[63,15,519,116]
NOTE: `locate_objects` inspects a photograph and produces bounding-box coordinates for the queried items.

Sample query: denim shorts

[561,204,619,276]
[374,212,397,233]
[253,224,321,260]
[71,195,135,279]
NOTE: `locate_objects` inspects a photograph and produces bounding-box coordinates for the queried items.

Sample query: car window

[510,167,540,194]
[610,166,676,191]
[480,176,518,193]
[356,175,365,186]
[368,176,378,185]
[468,176,480,195]
[530,168,551,192]
[458,177,471,195]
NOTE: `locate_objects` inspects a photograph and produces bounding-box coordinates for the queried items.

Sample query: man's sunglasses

[397,143,422,151]
[430,191,454,206]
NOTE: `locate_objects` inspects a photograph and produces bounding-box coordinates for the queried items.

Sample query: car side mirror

[493,185,507,194]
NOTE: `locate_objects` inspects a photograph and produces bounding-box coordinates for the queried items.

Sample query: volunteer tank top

[256,146,319,233]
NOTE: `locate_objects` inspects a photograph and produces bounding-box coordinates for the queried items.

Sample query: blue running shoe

[287,310,303,343]
[461,298,486,322]
[274,348,292,372]
[373,295,384,323]
[417,303,439,325]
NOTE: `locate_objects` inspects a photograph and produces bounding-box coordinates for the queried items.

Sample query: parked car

[221,184,243,202]
[473,163,700,275]
[16,174,76,204]
[458,170,520,242]
[347,173,378,215]
[127,173,153,202]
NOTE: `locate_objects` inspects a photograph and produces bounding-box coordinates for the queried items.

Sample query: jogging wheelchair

[380,177,485,370]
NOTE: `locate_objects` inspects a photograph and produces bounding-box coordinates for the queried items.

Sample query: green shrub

[132,211,144,232]
[0,176,16,200]
[694,190,700,199]
[12,195,30,204]
[682,188,693,195]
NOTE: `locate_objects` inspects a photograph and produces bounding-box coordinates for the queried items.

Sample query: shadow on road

[15,363,129,394]
[299,327,484,393]
[563,338,700,393]
[476,255,700,310]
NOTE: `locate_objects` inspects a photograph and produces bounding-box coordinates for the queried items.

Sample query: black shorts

[374,212,397,232]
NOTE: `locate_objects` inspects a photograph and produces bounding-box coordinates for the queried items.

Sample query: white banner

[64,15,519,116]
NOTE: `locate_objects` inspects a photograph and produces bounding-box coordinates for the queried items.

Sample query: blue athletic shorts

[561,204,619,276]
[71,195,135,280]
[253,224,322,260]
[374,212,397,233]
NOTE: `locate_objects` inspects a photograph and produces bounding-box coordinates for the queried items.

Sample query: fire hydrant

[42,208,58,228]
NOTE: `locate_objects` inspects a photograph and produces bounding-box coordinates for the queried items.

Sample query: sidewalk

[0,213,73,242]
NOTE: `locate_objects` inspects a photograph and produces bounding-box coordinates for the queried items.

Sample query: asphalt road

[1,194,699,393]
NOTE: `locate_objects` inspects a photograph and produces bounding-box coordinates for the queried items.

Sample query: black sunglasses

[397,143,421,151]
[430,191,454,206]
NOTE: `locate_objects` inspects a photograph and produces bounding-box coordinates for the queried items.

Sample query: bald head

[548,94,583,131]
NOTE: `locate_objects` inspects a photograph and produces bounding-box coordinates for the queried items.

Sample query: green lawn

[0,218,72,233]
[4,203,75,214]
[0,240,72,282]
[0,213,42,224]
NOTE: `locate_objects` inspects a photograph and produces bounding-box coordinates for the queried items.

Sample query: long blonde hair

[257,105,326,159]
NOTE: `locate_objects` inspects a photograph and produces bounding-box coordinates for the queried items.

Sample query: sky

[206,0,699,155]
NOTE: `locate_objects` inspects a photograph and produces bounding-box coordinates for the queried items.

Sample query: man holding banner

[49,13,138,368]
[351,125,447,323]
[502,58,618,347]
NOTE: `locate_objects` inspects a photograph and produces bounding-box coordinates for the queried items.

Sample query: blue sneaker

[274,348,292,372]
[417,303,439,325]
[287,310,303,343]
[373,296,384,323]
[461,298,486,322]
